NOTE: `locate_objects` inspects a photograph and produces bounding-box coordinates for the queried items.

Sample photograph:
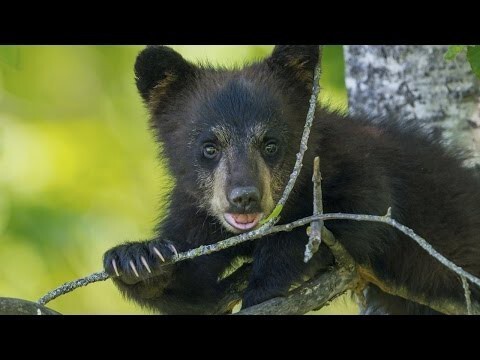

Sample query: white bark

[344,45,480,166]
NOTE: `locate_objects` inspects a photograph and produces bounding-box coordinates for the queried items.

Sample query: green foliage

[259,204,284,225]
[444,45,480,78]
[467,46,480,78]
[0,47,20,69]
[444,45,466,61]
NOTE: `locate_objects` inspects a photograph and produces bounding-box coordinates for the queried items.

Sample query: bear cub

[103,45,480,314]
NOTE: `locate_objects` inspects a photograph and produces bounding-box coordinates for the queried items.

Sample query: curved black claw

[103,239,179,285]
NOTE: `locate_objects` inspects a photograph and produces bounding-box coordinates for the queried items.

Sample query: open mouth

[224,213,264,231]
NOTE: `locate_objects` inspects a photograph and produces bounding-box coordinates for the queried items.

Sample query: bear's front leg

[103,236,250,314]
[242,226,334,309]
[103,238,179,300]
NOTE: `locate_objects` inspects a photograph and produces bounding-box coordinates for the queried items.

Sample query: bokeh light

[0,45,356,314]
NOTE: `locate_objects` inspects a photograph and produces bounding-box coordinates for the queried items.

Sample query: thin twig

[37,271,109,305]
[293,213,480,289]
[304,156,324,262]
[260,47,322,224]
[461,276,472,315]
[38,211,480,310]
[320,226,356,271]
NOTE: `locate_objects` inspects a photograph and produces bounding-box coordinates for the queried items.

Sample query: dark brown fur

[103,46,480,314]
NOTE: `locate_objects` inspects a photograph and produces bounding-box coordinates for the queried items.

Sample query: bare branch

[320,226,356,272]
[237,205,480,315]
[37,271,109,306]
[238,213,360,315]
[38,211,480,314]
[461,276,472,315]
[317,213,480,290]
[260,46,323,224]
[304,156,324,262]
[276,48,322,208]
[1,297,61,315]
[235,268,358,315]
[236,263,480,316]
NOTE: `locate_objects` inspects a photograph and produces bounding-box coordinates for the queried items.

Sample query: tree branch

[0,297,61,315]
[236,220,360,315]
[35,45,480,315]
[37,271,109,306]
[260,46,323,224]
[461,276,473,315]
[37,211,480,314]
[235,267,358,315]
[236,209,480,315]
[304,156,324,262]
[234,263,480,315]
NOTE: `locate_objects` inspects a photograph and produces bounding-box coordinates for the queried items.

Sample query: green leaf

[444,45,466,61]
[0,46,21,69]
[467,46,480,78]
[259,204,284,225]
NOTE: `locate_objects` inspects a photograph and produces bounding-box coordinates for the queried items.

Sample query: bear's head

[135,45,320,233]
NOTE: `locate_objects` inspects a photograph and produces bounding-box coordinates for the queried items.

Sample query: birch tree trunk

[344,45,480,167]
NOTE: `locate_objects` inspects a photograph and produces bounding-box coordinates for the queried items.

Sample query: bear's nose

[228,186,260,211]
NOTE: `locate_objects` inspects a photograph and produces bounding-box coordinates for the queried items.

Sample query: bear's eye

[264,141,278,156]
[203,143,219,159]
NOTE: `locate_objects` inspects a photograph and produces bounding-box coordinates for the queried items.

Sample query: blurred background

[0,45,357,314]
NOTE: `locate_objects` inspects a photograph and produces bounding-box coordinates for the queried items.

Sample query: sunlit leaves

[444,45,467,61]
[444,45,480,79]
[467,46,480,78]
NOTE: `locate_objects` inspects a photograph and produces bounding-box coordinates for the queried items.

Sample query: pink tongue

[232,214,256,224]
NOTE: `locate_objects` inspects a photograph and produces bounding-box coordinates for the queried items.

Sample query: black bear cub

[103,45,480,314]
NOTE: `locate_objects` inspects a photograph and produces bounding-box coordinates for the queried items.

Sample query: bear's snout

[227,186,260,212]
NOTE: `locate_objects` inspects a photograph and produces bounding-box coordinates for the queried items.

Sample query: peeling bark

[344,45,480,166]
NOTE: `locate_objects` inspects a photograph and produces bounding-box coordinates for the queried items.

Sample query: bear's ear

[134,46,195,106]
[266,45,320,90]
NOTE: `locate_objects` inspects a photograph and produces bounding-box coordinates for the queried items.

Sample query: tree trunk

[344,45,480,167]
